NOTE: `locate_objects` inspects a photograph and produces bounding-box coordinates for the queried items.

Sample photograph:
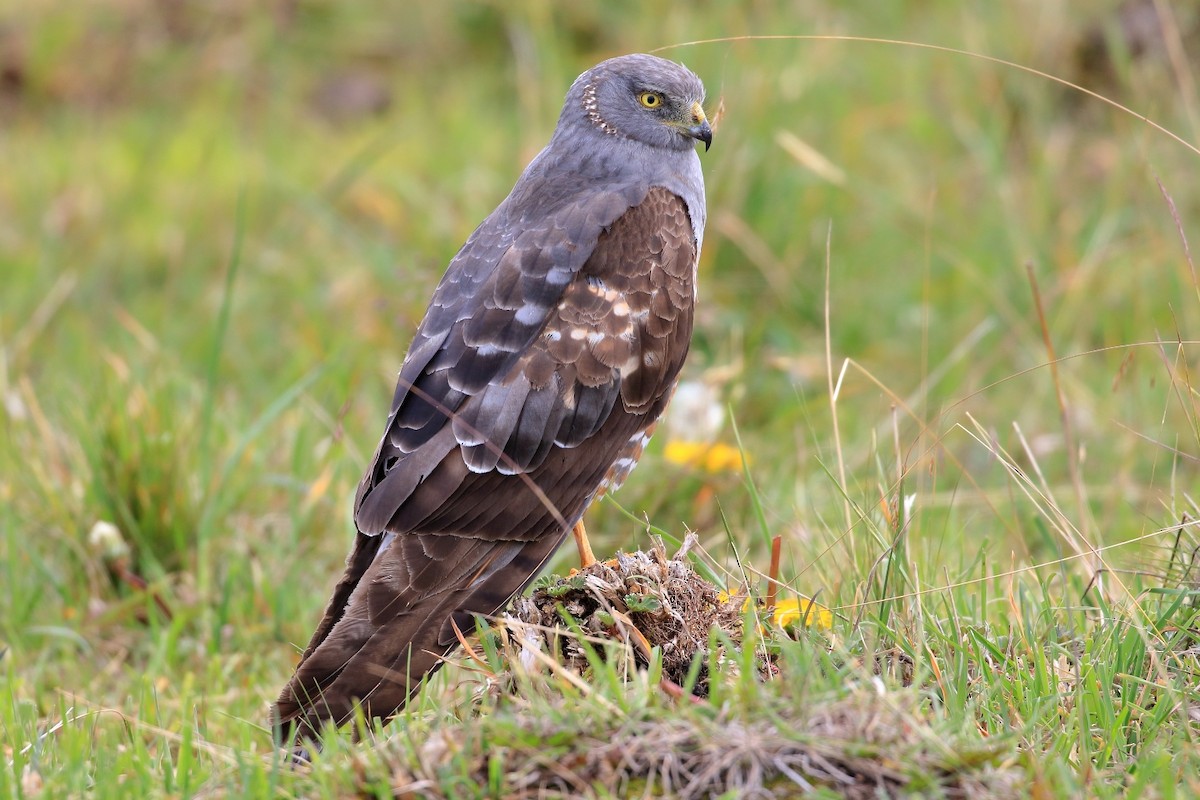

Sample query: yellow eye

[638,91,663,108]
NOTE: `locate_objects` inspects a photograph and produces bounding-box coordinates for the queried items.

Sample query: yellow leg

[572,519,597,569]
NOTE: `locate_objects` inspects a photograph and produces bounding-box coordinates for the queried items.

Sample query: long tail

[271,528,566,745]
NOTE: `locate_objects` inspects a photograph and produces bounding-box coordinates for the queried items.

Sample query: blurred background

[2,0,1199,781]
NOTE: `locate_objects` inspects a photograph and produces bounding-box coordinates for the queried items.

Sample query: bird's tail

[271,527,566,747]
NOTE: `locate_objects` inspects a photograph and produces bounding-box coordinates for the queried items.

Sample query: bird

[272,52,711,747]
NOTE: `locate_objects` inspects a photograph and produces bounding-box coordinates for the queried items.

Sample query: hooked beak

[687,101,712,151]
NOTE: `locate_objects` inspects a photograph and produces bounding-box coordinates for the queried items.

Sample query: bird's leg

[572,519,597,569]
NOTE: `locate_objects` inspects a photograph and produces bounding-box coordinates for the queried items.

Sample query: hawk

[273,53,711,745]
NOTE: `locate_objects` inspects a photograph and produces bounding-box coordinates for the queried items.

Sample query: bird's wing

[355,186,696,535]
[353,179,649,516]
[273,188,697,740]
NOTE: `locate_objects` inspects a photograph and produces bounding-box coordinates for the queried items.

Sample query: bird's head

[564,53,711,152]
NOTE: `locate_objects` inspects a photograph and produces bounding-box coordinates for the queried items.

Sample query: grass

[3,0,1200,796]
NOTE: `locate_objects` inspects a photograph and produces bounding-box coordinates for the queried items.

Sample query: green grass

[4,0,1200,796]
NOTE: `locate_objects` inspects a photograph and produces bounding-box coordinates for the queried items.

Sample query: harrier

[273,53,710,745]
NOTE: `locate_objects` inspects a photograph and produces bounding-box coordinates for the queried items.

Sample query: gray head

[555,53,711,152]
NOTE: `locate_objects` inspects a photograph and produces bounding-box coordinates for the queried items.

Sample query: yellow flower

[718,587,833,633]
[663,441,749,473]
[717,588,754,610]
[772,597,833,630]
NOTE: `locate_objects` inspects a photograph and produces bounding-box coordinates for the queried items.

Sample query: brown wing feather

[273,188,696,744]
[273,532,563,740]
